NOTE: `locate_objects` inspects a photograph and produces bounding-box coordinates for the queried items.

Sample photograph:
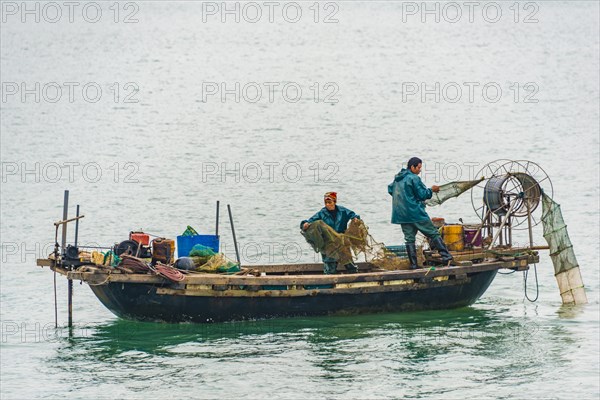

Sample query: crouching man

[301,192,360,274]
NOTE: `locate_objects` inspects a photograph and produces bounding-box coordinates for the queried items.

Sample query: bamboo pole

[227,204,241,266]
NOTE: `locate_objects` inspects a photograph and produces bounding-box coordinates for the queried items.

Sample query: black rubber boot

[344,263,358,273]
[431,237,454,266]
[406,242,419,270]
[323,262,338,274]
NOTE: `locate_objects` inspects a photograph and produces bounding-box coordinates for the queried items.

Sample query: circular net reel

[484,173,542,216]
[471,160,553,230]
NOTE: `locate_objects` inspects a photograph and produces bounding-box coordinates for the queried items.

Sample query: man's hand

[302,222,310,231]
[432,185,440,193]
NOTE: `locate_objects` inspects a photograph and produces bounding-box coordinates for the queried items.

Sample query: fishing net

[541,192,579,275]
[301,219,415,270]
[195,253,240,274]
[181,225,199,236]
[302,220,359,265]
[90,250,121,267]
[189,244,216,257]
[425,178,484,207]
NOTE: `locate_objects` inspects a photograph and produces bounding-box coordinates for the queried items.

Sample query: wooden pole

[471,209,490,246]
[62,191,70,328]
[53,225,58,328]
[74,205,80,248]
[215,200,220,237]
[526,200,534,248]
[227,204,241,266]
[488,201,516,249]
[61,191,69,254]
[67,205,79,328]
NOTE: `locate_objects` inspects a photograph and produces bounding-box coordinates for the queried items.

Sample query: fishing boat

[36,160,587,324]
[38,252,538,323]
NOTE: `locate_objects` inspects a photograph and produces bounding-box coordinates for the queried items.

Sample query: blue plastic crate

[177,235,220,258]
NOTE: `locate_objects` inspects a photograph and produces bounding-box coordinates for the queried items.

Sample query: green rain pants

[401,219,441,243]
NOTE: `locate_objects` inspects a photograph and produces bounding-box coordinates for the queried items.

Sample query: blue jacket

[388,168,432,224]
[301,205,360,233]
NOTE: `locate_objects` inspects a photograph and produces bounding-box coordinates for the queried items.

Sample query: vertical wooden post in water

[63,191,75,328]
[68,205,80,328]
[227,204,241,266]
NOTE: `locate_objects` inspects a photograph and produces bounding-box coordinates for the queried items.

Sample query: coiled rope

[120,255,185,282]
[152,262,185,282]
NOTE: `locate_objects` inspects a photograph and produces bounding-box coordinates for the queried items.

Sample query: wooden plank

[335,281,381,289]
[249,263,323,273]
[252,262,376,274]
[155,276,470,297]
[51,266,70,277]
[428,251,538,264]
[382,279,414,286]
[66,264,468,285]
[61,256,538,286]
[37,258,54,267]
[456,261,473,266]
[426,247,539,259]
[426,252,486,263]
[67,270,165,284]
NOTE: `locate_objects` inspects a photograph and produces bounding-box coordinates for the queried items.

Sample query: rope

[498,270,516,275]
[120,255,184,282]
[152,262,185,282]
[523,263,540,302]
[87,274,112,286]
[120,255,150,273]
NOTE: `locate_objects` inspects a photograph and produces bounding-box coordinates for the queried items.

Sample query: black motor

[114,239,152,258]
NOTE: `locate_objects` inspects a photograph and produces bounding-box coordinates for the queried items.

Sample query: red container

[130,232,150,246]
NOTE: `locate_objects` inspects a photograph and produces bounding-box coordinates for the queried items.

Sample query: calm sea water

[1,1,598,399]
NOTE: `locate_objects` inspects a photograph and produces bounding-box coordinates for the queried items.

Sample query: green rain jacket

[300,205,360,233]
[388,168,433,224]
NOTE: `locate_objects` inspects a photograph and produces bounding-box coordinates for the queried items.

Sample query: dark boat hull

[89,270,498,323]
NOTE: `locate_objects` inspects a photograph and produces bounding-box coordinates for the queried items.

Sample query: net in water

[541,192,579,275]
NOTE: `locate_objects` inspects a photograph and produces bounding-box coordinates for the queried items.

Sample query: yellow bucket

[442,225,464,251]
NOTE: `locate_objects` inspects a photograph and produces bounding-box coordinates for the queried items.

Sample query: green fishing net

[103,250,121,267]
[195,253,240,274]
[301,219,413,270]
[425,178,484,207]
[181,226,199,236]
[541,192,579,275]
[189,244,216,257]
[302,220,360,265]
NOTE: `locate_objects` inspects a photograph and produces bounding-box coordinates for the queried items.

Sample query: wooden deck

[37,251,540,322]
[39,253,537,297]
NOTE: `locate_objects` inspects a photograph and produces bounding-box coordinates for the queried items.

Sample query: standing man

[388,157,454,269]
[301,192,360,274]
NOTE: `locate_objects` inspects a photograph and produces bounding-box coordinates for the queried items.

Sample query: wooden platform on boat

[38,252,538,297]
[36,250,541,322]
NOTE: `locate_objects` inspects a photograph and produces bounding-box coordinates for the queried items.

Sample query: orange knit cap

[324,192,337,202]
